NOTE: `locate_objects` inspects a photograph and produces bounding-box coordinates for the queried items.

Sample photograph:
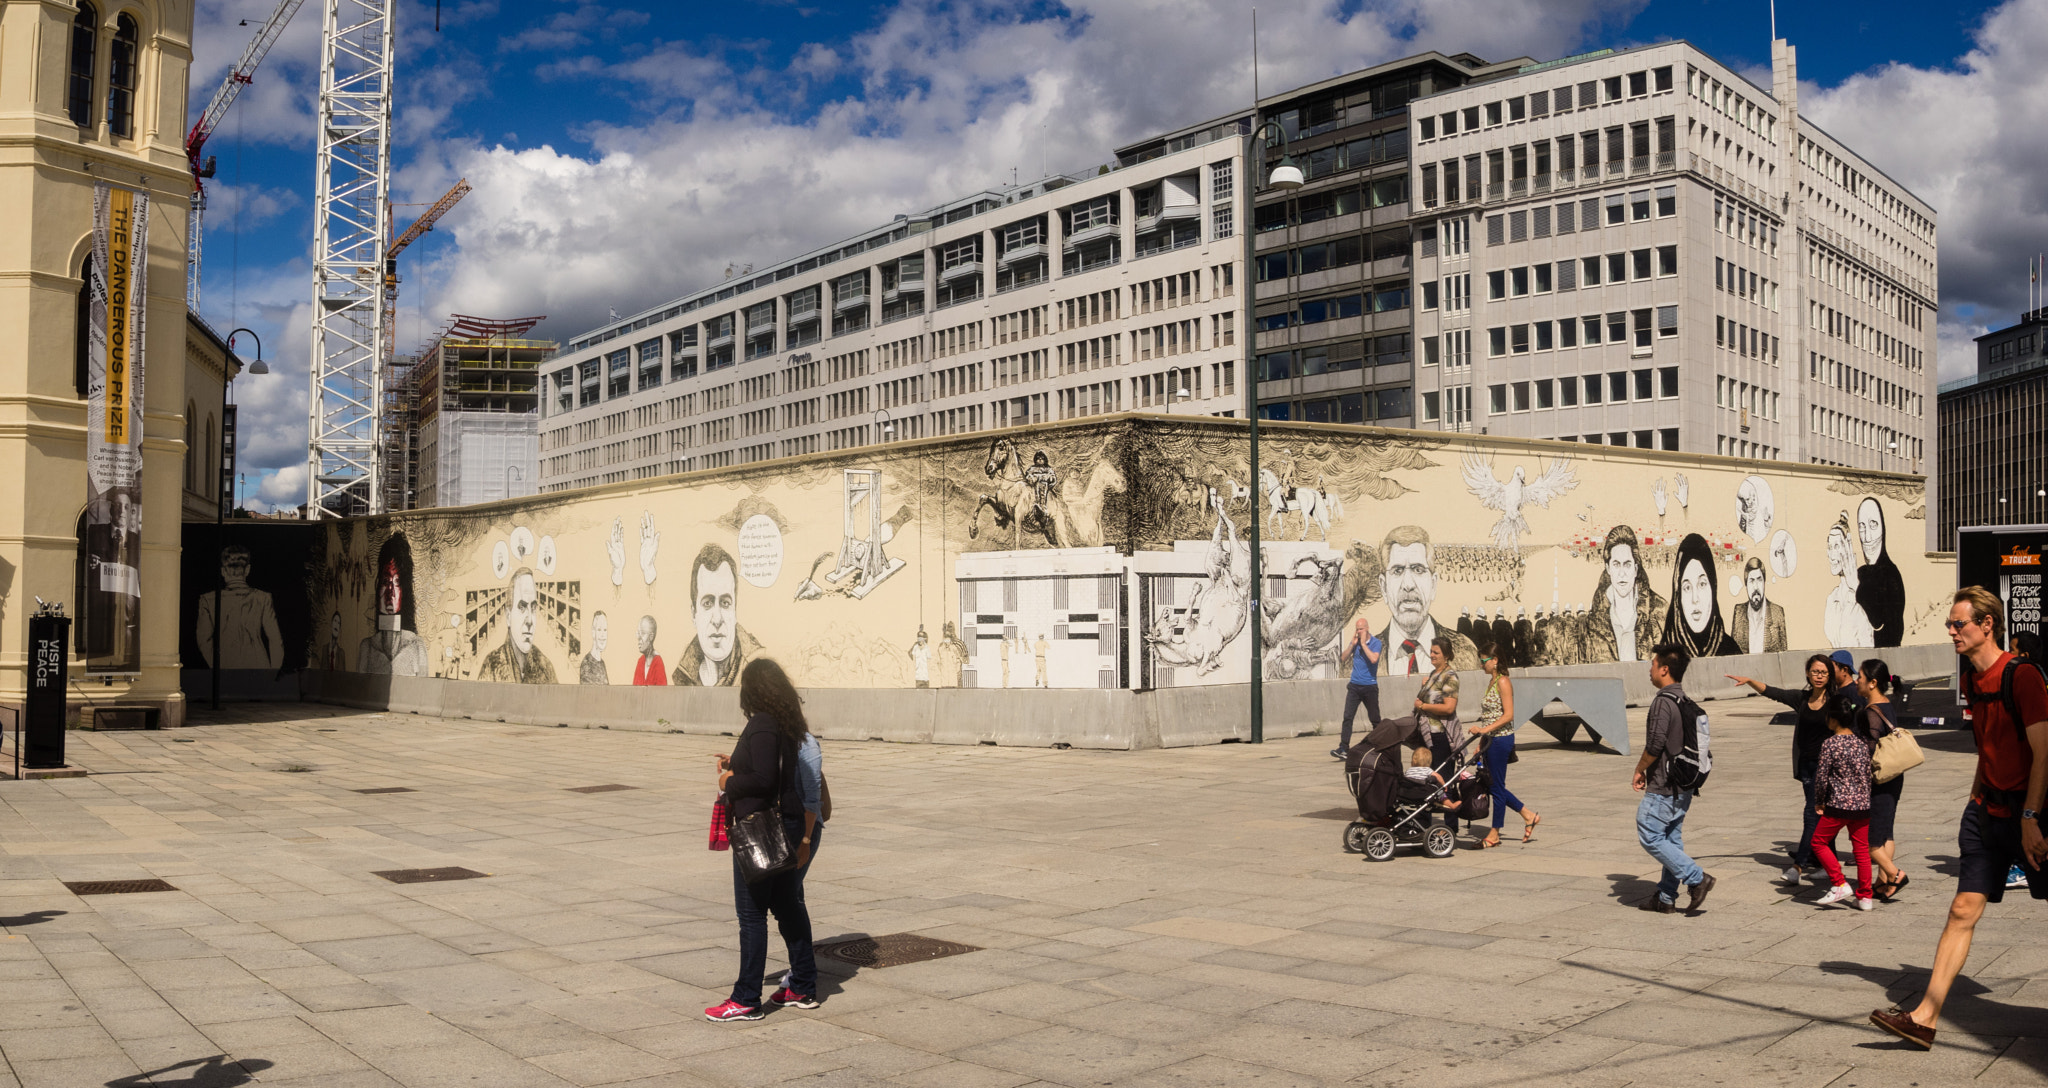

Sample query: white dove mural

[1461,454,1580,550]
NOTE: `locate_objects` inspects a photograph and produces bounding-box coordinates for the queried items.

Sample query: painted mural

[311,417,1942,691]
[180,521,326,694]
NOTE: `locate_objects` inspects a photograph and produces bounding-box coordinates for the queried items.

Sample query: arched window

[68,3,97,128]
[185,402,197,491]
[75,253,93,397]
[106,13,137,139]
[204,415,216,500]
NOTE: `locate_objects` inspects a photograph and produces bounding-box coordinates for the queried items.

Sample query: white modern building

[1407,40,1936,472]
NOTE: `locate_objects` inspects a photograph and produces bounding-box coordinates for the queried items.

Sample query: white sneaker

[1855,897,1875,911]
[1781,866,1804,885]
[1816,883,1855,907]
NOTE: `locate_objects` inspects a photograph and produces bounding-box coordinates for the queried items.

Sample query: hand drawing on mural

[477,568,558,684]
[1673,473,1690,511]
[357,534,428,676]
[1460,455,1578,551]
[1855,497,1906,648]
[631,616,666,685]
[580,611,610,684]
[1660,533,1742,658]
[1653,478,1668,521]
[1727,556,1789,654]
[1375,525,1479,675]
[1145,492,1250,675]
[639,513,660,585]
[969,438,1124,549]
[1261,554,1345,680]
[674,543,762,686]
[1824,511,1876,648]
[1737,476,1776,542]
[606,517,626,587]
[1585,525,1666,665]
[194,545,283,670]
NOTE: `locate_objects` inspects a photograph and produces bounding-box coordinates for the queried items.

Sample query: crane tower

[306,0,396,517]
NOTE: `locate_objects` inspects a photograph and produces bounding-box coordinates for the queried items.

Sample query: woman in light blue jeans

[1467,651,1540,847]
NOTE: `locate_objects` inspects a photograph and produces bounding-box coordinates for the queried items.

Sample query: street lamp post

[1240,115,1303,745]
[213,330,267,711]
[874,409,894,441]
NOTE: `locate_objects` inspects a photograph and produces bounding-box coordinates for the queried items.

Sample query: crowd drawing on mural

[286,422,1936,691]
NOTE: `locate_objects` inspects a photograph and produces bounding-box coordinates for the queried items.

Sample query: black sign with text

[25,613,71,768]
[1958,524,2048,652]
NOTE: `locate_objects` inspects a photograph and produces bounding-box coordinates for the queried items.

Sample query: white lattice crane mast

[183,0,309,308]
[307,0,396,518]
[382,178,471,365]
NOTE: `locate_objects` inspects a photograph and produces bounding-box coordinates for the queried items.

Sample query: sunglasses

[1945,618,1984,631]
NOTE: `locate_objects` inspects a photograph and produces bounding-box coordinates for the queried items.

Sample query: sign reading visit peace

[85,181,147,672]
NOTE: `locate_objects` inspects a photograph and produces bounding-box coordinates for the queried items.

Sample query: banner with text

[85,181,147,672]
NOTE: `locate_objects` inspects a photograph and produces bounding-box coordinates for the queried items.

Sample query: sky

[187,0,2041,511]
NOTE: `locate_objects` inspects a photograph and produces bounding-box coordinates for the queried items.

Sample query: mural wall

[180,521,326,696]
[310,417,1944,692]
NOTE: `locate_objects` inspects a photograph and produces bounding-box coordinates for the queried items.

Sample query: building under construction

[381,314,553,510]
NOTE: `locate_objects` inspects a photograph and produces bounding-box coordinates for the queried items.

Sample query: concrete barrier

[298,642,1957,751]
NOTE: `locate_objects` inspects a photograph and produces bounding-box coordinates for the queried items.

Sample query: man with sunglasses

[1871,587,2048,1049]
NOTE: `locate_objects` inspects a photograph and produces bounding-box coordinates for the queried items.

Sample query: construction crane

[381,178,471,366]
[182,0,310,309]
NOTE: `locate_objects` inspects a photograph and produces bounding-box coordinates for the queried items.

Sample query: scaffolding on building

[378,314,551,510]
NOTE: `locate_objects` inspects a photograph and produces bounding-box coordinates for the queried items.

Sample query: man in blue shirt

[1334,618,1383,759]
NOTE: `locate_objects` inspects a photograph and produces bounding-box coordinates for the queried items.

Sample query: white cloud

[255,463,307,508]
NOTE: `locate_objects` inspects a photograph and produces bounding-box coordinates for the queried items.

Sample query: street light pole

[213,330,267,711]
[1241,113,1302,745]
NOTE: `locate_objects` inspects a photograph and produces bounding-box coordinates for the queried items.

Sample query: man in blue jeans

[1632,642,1716,913]
[1333,618,1383,759]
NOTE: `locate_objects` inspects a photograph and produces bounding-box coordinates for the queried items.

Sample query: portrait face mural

[1858,497,1885,562]
[692,548,738,665]
[1679,558,1714,634]
[510,571,539,654]
[592,612,608,655]
[378,560,403,617]
[1606,542,1638,600]
[637,615,656,655]
[1380,537,1435,638]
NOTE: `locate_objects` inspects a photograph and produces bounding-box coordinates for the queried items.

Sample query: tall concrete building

[385,316,555,509]
[1938,309,2048,549]
[1408,41,1936,477]
[537,41,1936,504]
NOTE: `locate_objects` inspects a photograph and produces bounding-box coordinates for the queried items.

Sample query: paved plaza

[0,691,2043,1088]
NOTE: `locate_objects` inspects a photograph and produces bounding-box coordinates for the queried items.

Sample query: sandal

[1479,833,1502,848]
[1522,813,1542,843]
[1878,873,1910,901]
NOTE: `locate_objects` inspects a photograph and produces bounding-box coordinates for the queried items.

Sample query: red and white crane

[183,0,309,308]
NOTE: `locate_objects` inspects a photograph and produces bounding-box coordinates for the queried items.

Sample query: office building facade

[1406,41,1936,475]
[1938,310,2048,549]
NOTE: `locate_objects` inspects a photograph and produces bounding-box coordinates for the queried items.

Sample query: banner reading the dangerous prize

[84,181,147,672]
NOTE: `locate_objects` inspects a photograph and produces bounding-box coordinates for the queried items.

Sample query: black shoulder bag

[729,735,800,884]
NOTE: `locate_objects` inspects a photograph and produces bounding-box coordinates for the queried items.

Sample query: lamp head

[1267,157,1305,190]
[247,359,269,375]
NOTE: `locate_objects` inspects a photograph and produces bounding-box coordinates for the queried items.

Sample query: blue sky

[189,0,2040,510]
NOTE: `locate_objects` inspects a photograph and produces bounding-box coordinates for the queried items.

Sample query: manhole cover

[63,879,177,895]
[371,867,489,884]
[817,933,980,969]
[1299,807,1358,821]
[565,784,636,793]
[352,787,416,794]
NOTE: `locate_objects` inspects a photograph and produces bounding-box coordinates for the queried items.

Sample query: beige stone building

[1,0,195,725]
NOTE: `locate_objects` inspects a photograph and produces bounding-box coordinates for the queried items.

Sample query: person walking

[1633,643,1714,913]
[1332,618,1383,760]
[1725,654,1838,887]
[1871,588,2048,1049]
[1811,689,1879,910]
[706,659,821,1022]
[1468,650,1539,848]
[1858,659,1910,900]
[1413,636,1462,841]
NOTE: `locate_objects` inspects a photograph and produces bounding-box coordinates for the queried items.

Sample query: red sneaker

[703,1000,763,1022]
[768,988,820,1009]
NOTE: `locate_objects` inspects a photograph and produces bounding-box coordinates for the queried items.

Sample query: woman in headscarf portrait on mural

[1585,524,1667,664]
[1660,532,1741,658]
[1853,497,1906,648]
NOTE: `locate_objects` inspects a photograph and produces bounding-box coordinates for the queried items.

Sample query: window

[1655,185,1676,217]
[1512,381,1531,410]
[1256,251,1291,281]
[1653,66,1673,92]
[1488,327,1507,357]
[1486,215,1504,246]
[1485,101,1503,126]
[1556,260,1576,290]
[606,349,631,398]
[1559,374,1579,404]
[1486,270,1505,300]
[1508,96,1526,121]
[1603,75,1622,101]
[1658,366,1679,397]
[1632,309,1653,349]
[1583,375,1603,404]
[1657,304,1679,338]
[1606,253,1626,282]
[1630,190,1651,221]
[1607,312,1627,344]
[1420,116,1436,140]
[1255,201,1291,233]
[1373,280,1410,312]
[1534,264,1552,293]
[1631,249,1651,280]
[1510,267,1529,297]
[1633,369,1654,400]
[1628,71,1647,97]
[1421,280,1439,310]
[1581,256,1601,287]
[1489,384,1508,413]
[106,14,138,139]
[1657,245,1678,276]
[1558,318,1578,348]
[1509,210,1527,242]
[1659,427,1680,451]
[1605,193,1624,225]
[1535,321,1554,351]
[67,3,104,129]
[1609,372,1629,401]
[1068,195,1117,234]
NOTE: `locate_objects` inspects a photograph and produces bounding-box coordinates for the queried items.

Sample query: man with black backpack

[1871,587,2048,1050]
[1632,642,1716,914]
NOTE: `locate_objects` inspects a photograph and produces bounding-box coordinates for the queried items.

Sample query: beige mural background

[311,415,1942,692]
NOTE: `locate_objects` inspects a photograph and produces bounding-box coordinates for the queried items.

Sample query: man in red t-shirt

[1872,587,2048,1050]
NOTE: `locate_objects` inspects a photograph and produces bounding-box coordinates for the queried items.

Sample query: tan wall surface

[313,415,1943,698]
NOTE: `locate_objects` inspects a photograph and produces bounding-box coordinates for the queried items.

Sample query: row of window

[1715,257,1778,311]
[1716,377,1782,422]
[1714,197,1779,256]
[1416,66,1676,143]
[1255,334,1411,382]
[1258,387,1412,425]
[1254,177,1411,232]
[1423,122,1677,207]
[1256,282,1411,329]
[1687,65,1778,147]
[1482,309,1679,356]
[1715,316,1781,365]
[1478,188,1677,249]
[67,5,140,139]
[1810,352,1923,416]
[1487,368,1681,414]
[1255,230,1410,280]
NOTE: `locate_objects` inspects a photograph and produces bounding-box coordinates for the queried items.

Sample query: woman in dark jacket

[1728,654,1837,887]
[1858,659,1910,899]
[1853,498,1906,648]
[705,659,820,1022]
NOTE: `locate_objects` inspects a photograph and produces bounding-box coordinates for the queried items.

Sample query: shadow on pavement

[1816,960,2042,1068]
[1606,872,1662,904]
[0,910,65,927]
[106,1056,272,1088]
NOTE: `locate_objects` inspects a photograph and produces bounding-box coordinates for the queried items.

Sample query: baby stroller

[1342,714,1489,861]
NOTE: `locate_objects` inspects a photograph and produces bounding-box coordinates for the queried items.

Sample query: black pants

[1430,733,1459,835]
[1339,683,1381,751]
[1790,777,1819,869]
[730,817,818,1006]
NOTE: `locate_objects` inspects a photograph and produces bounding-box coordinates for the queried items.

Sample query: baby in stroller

[1346,715,1486,861]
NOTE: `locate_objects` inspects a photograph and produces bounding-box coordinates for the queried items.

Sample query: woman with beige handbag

[1861,659,1923,900]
